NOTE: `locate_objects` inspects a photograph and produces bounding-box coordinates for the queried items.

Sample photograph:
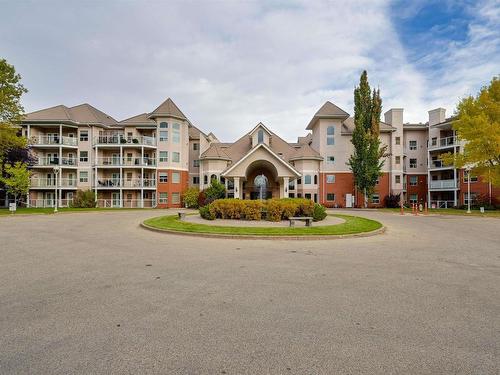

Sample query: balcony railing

[34,157,78,167]
[429,180,458,189]
[430,200,456,209]
[429,136,458,150]
[95,178,156,188]
[30,178,78,188]
[28,199,74,208]
[93,135,156,146]
[429,160,454,169]
[96,199,156,208]
[30,135,78,146]
[94,157,156,167]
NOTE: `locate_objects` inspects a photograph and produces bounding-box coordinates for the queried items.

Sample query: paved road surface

[0,210,499,374]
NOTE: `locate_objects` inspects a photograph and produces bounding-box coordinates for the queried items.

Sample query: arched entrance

[244,160,279,200]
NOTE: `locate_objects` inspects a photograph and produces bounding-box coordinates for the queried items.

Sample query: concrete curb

[139,222,387,241]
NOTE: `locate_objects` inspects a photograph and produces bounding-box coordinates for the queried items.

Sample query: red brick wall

[319,172,390,208]
[457,169,500,206]
[405,174,427,203]
[156,170,189,208]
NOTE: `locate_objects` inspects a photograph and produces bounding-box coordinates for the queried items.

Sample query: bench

[289,216,313,227]
[178,211,186,220]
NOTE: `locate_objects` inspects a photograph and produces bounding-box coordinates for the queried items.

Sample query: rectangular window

[326,156,335,164]
[159,122,168,129]
[305,193,312,200]
[172,192,180,204]
[159,151,168,162]
[126,172,132,182]
[172,172,180,183]
[288,180,295,190]
[193,143,199,151]
[409,158,417,168]
[463,171,478,182]
[159,172,168,183]
[431,137,437,146]
[409,140,417,150]
[193,176,200,184]
[326,126,335,145]
[395,175,401,184]
[193,159,200,167]
[159,131,168,141]
[395,137,400,145]
[126,153,132,163]
[172,152,180,162]
[172,123,180,144]
[159,192,168,204]
[326,175,335,183]
[410,176,418,186]
[79,171,88,183]
[79,130,88,142]
[371,194,380,204]
[326,193,335,201]
[410,194,418,204]
[464,192,477,205]
[79,151,88,162]
[304,175,311,184]
[289,193,295,198]
[395,156,400,165]
[297,178,302,185]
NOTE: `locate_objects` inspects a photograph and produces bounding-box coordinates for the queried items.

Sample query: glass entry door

[112,192,120,207]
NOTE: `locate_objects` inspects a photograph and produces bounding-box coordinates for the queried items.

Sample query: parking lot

[0,210,499,374]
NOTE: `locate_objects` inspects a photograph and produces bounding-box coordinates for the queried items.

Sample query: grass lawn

[0,207,156,215]
[143,214,383,236]
[377,207,500,217]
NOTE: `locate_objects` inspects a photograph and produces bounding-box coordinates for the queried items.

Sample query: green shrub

[70,190,96,208]
[199,205,215,220]
[205,178,226,204]
[312,203,327,221]
[182,187,200,208]
[198,198,317,222]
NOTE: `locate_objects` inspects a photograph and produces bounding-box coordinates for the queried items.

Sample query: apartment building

[17,98,499,209]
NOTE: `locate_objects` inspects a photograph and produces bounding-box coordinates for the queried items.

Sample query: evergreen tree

[348,71,387,207]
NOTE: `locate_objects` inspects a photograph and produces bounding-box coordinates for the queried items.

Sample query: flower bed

[199,198,326,222]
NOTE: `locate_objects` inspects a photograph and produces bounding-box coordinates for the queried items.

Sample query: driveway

[0,209,499,374]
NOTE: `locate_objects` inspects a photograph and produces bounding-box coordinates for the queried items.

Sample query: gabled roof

[119,113,156,126]
[306,101,350,129]
[23,103,118,126]
[148,98,187,120]
[222,143,301,178]
[340,117,395,134]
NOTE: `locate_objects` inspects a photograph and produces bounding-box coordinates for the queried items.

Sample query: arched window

[159,122,168,129]
[210,174,217,183]
[314,175,318,184]
[257,129,264,144]
[327,126,335,145]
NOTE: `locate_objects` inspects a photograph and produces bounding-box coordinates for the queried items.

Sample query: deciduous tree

[0,162,30,204]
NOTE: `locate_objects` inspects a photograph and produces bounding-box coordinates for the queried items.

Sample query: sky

[1,0,498,141]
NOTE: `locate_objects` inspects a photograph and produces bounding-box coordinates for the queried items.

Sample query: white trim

[222,143,301,178]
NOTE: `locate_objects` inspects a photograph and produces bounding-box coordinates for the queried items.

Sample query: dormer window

[258,129,264,144]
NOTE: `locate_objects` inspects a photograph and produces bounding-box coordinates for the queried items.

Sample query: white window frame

[172,152,180,163]
[172,172,180,184]
[159,172,168,183]
[409,140,417,150]
[159,151,168,162]
[159,192,168,204]
[79,171,88,183]
[326,175,335,183]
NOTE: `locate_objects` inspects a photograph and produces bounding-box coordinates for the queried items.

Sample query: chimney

[384,108,403,128]
[428,108,446,126]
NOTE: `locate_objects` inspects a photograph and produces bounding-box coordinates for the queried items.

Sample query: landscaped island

[198,198,326,222]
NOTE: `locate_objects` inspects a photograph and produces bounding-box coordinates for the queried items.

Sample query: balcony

[93,135,156,147]
[30,135,78,147]
[30,178,78,188]
[429,179,458,190]
[429,136,459,150]
[94,157,156,167]
[96,199,156,208]
[94,178,156,189]
[34,157,78,167]
[430,200,456,209]
[429,160,454,170]
[28,199,74,208]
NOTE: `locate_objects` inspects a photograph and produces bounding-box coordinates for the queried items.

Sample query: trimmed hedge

[199,198,324,222]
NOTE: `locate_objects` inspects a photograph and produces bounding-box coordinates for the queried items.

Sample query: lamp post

[466,168,471,214]
[53,166,60,213]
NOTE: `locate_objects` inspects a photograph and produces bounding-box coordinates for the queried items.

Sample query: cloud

[0,0,497,141]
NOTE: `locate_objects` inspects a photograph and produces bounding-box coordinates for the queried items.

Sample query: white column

[283,177,289,198]
[453,168,457,207]
[234,177,240,199]
[119,146,123,207]
[224,178,228,198]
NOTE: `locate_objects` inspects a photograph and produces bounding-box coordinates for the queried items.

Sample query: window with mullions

[327,126,335,145]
